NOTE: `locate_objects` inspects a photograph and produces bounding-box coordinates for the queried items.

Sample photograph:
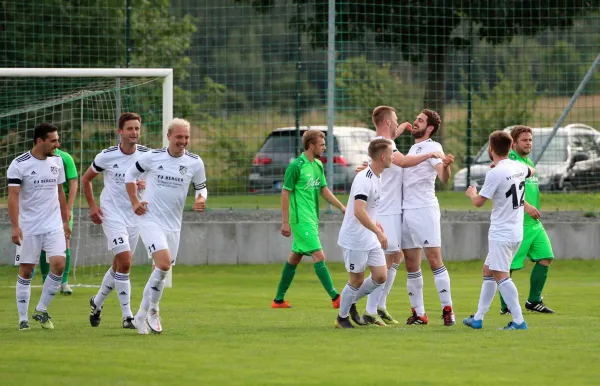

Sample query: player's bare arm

[524,200,541,220]
[81,167,104,224]
[320,186,345,213]
[393,150,444,168]
[280,189,291,237]
[354,199,387,250]
[67,178,78,220]
[125,181,147,216]
[466,185,487,207]
[58,184,71,239]
[435,154,454,183]
[192,195,206,213]
[8,186,22,246]
[393,122,412,139]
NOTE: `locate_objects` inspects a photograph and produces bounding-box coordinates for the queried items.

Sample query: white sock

[474,276,497,320]
[407,270,425,316]
[114,272,133,318]
[338,283,358,318]
[498,277,524,325]
[354,276,383,304]
[16,276,31,322]
[378,263,399,310]
[433,265,452,308]
[147,268,168,310]
[365,284,383,315]
[94,267,116,307]
[36,271,62,312]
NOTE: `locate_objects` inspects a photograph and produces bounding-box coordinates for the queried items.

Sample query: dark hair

[421,109,441,136]
[33,123,59,143]
[368,138,392,159]
[489,130,513,157]
[118,112,141,130]
[302,129,325,150]
[510,125,532,142]
[372,106,396,127]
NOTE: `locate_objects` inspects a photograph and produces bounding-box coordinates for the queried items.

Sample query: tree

[241,0,600,143]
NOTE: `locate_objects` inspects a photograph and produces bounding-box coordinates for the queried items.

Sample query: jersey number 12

[505,181,525,209]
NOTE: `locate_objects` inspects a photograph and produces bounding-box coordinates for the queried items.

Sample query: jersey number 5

[505,181,525,209]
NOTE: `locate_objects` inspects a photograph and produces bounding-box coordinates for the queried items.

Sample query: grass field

[1,260,598,385]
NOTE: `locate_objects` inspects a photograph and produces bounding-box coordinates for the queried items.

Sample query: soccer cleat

[377,307,399,325]
[89,296,102,327]
[32,309,54,329]
[331,295,341,309]
[463,315,483,329]
[335,315,355,329]
[442,305,456,326]
[271,299,292,309]
[60,282,73,295]
[146,309,162,334]
[500,306,511,315]
[122,316,136,329]
[406,308,429,325]
[502,320,528,330]
[133,315,149,335]
[363,312,387,326]
[349,303,368,326]
[18,320,30,331]
[525,300,555,314]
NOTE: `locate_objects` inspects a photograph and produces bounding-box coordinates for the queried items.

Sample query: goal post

[0,68,173,286]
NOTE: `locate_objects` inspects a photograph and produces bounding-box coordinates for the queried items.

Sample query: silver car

[248,126,375,193]
[453,124,600,192]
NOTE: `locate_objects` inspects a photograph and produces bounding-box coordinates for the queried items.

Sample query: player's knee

[538,259,552,267]
[288,253,302,265]
[373,272,387,285]
[18,264,34,279]
[118,259,132,273]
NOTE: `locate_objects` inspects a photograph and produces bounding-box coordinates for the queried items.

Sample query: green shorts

[290,222,322,256]
[511,222,554,270]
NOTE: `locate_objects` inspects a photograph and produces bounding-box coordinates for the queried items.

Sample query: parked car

[248,126,375,193]
[453,124,600,192]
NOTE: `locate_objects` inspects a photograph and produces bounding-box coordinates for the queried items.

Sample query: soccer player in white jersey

[463,131,533,330]
[82,112,150,329]
[8,123,71,330]
[356,106,444,326]
[335,138,393,328]
[402,109,456,326]
[125,118,207,334]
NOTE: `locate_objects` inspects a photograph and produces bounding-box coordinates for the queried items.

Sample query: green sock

[313,261,338,299]
[62,248,71,284]
[528,263,549,303]
[274,261,297,301]
[39,251,49,283]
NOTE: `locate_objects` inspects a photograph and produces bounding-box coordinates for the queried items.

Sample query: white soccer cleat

[133,315,149,335]
[146,309,162,334]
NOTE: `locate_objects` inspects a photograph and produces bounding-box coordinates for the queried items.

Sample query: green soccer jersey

[509,149,539,225]
[55,148,78,200]
[283,153,327,224]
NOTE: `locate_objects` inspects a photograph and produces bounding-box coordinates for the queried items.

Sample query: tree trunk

[423,43,447,145]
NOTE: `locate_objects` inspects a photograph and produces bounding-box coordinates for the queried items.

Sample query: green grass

[1,260,598,385]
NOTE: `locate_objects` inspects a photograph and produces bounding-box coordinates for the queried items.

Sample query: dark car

[248,126,375,193]
[453,124,600,192]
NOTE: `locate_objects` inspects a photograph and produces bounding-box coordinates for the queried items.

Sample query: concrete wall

[1,221,598,266]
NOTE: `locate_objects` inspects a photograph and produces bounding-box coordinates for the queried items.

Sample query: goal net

[0,68,173,286]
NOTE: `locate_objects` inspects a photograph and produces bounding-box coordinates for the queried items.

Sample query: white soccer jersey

[125,148,207,231]
[337,166,381,251]
[479,159,530,242]
[91,144,151,227]
[7,152,66,236]
[402,139,444,209]
[368,136,404,215]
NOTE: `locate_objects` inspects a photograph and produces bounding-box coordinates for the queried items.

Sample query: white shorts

[15,229,66,265]
[342,247,386,273]
[102,221,140,255]
[401,206,441,249]
[139,220,181,266]
[378,213,402,253]
[485,239,521,273]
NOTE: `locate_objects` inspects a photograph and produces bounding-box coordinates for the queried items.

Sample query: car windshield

[260,132,340,153]
[474,133,568,164]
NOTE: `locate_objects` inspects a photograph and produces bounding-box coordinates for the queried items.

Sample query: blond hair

[302,129,325,150]
[168,118,191,134]
[372,106,396,127]
[368,138,393,159]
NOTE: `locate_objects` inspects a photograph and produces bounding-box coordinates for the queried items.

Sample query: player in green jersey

[499,125,555,314]
[272,129,346,309]
[39,148,78,294]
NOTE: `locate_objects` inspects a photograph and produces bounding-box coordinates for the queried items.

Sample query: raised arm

[393,151,444,168]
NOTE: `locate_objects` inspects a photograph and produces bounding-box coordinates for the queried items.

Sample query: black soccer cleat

[500,306,511,315]
[349,303,367,326]
[89,296,102,327]
[122,316,136,329]
[335,315,355,329]
[525,300,555,314]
